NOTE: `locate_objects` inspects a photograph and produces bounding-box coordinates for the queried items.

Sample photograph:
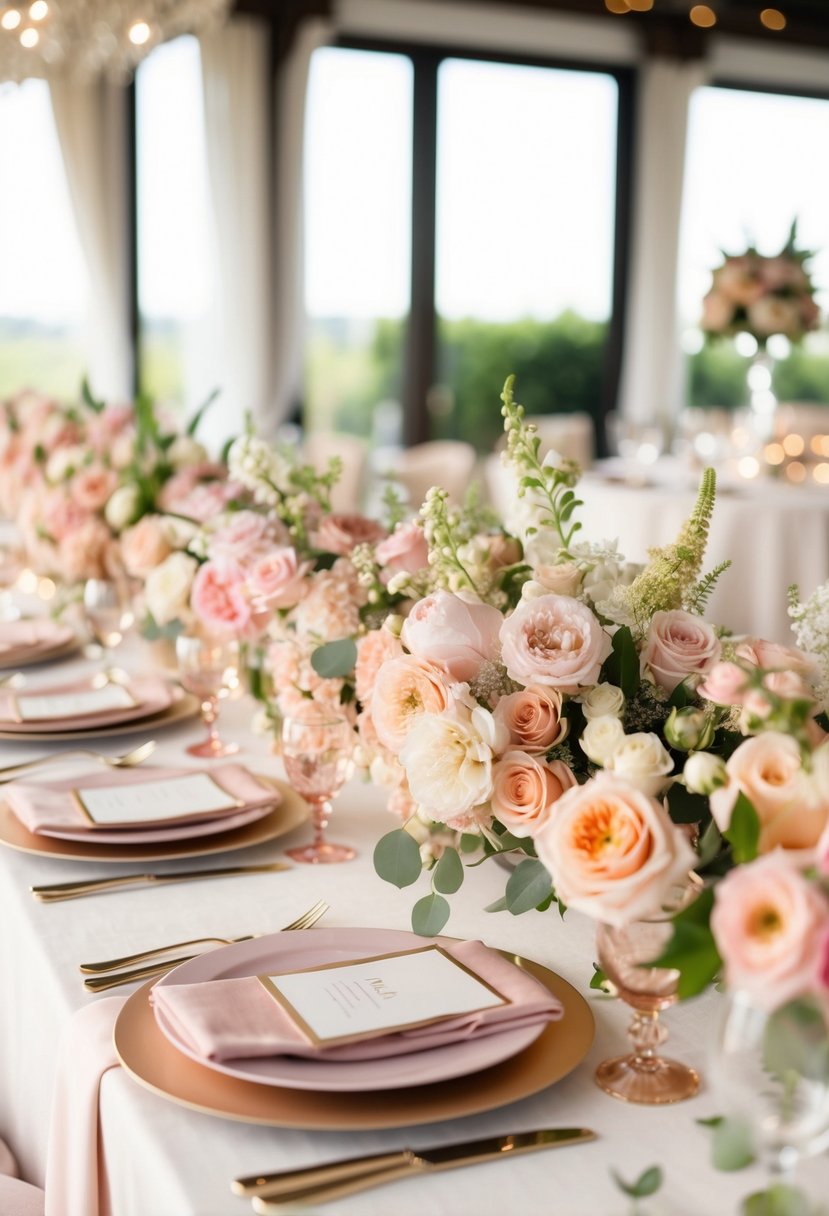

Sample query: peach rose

[71,465,118,513]
[371,655,453,753]
[711,853,829,1011]
[248,547,310,610]
[527,563,582,598]
[640,609,721,693]
[190,559,251,636]
[698,661,750,706]
[314,513,387,556]
[401,591,503,682]
[710,732,829,852]
[499,594,612,692]
[534,774,696,926]
[59,517,113,582]
[375,521,429,577]
[355,628,404,707]
[491,752,576,837]
[120,516,172,578]
[493,685,567,754]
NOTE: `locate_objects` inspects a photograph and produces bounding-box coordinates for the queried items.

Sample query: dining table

[0,640,826,1216]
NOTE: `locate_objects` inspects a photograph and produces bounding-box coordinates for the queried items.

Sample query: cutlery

[0,739,156,782]
[81,900,329,992]
[80,934,257,973]
[31,860,291,903]
[237,1128,596,1207]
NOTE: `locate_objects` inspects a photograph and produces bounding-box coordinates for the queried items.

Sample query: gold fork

[0,739,156,782]
[81,900,329,992]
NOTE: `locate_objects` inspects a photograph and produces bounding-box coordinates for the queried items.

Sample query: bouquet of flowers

[701,220,820,346]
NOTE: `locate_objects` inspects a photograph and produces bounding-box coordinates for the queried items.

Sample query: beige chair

[389,441,478,509]
[303,431,369,513]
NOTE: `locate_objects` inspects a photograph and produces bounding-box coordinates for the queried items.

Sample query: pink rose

[493,686,567,754]
[640,609,721,693]
[532,563,583,597]
[710,732,829,852]
[190,560,251,636]
[355,629,404,707]
[735,638,817,680]
[375,521,429,577]
[533,774,696,927]
[60,517,113,582]
[698,661,750,706]
[499,594,612,692]
[42,490,90,542]
[207,512,278,563]
[120,516,172,578]
[711,853,829,1011]
[314,513,387,556]
[248,547,310,610]
[402,591,503,683]
[491,752,576,837]
[371,655,452,753]
[71,465,118,513]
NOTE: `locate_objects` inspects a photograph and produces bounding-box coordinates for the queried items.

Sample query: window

[0,79,88,400]
[680,84,829,409]
[135,35,214,415]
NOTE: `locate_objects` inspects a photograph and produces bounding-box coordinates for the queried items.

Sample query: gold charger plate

[113,952,594,1130]
[0,776,307,862]
[0,637,81,671]
[0,689,199,741]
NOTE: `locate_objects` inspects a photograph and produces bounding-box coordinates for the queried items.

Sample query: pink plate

[42,801,275,845]
[152,927,549,1092]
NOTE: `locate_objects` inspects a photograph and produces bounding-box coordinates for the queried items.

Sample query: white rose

[581,683,626,721]
[168,436,209,469]
[46,444,85,483]
[399,709,495,828]
[581,714,626,767]
[606,732,674,796]
[160,514,199,549]
[144,552,197,627]
[110,433,136,470]
[104,484,141,531]
[683,752,728,796]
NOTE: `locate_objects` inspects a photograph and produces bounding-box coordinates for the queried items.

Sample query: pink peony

[490,752,576,837]
[59,517,113,582]
[493,685,567,755]
[314,513,387,556]
[640,609,721,693]
[499,594,612,692]
[711,852,829,1011]
[190,560,251,636]
[402,591,503,683]
[247,547,310,611]
[375,521,429,577]
[355,628,404,707]
[207,512,278,563]
[71,465,118,513]
[120,516,172,578]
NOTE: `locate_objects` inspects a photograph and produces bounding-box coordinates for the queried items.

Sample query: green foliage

[666,782,709,825]
[432,847,464,895]
[411,892,450,936]
[310,638,358,679]
[185,387,219,436]
[505,858,554,915]
[611,1165,663,1200]
[764,998,829,1086]
[647,885,722,999]
[741,1184,823,1216]
[723,792,761,863]
[602,626,640,698]
[373,829,423,889]
[708,1116,757,1171]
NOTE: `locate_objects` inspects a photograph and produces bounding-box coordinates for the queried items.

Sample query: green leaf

[647,886,722,999]
[697,818,724,868]
[432,847,464,895]
[710,1116,756,1171]
[186,387,219,436]
[589,964,612,993]
[80,375,105,413]
[667,782,709,824]
[310,637,358,679]
[763,998,829,1085]
[459,833,481,854]
[373,829,423,889]
[484,895,508,913]
[741,1184,815,1216]
[695,1115,723,1128]
[603,626,640,698]
[723,792,760,863]
[505,858,553,915]
[611,1165,663,1199]
[668,680,692,709]
[411,893,450,936]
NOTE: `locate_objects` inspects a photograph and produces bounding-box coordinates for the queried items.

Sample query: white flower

[46,444,85,483]
[110,433,136,470]
[160,514,199,549]
[104,484,141,531]
[580,683,625,721]
[399,708,495,826]
[144,552,197,627]
[683,751,728,796]
[168,436,208,469]
[581,714,626,767]
[606,732,674,796]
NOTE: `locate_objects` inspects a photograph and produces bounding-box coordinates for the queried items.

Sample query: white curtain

[48,78,133,403]
[617,58,708,429]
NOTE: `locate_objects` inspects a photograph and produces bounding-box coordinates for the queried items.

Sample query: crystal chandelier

[0,0,232,82]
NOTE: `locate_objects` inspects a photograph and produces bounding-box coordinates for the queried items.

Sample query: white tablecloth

[0,647,827,1215]
[486,457,829,642]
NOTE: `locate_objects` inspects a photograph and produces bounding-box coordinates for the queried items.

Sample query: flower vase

[746,347,778,442]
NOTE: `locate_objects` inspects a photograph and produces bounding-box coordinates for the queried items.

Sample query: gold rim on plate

[0,776,308,862]
[0,637,81,670]
[113,952,595,1129]
[0,690,200,741]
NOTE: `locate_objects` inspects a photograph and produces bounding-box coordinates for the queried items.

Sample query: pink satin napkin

[45,995,126,1216]
[0,675,172,731]
[0,619,74,663]
[151,939,563,1063]
[5,764,279,835]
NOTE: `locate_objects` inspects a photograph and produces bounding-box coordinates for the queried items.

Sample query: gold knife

[30,862,291,902]
[235,1128,596,1206]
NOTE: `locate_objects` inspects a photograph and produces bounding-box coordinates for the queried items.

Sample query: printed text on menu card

[73,773,242,827]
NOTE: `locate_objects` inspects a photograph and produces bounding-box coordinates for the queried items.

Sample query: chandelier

[0,0,232,82]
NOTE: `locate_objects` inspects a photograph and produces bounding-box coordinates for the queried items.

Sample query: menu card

[13,683,135,722]
[259,945,509,1046]
[72,771,244,828]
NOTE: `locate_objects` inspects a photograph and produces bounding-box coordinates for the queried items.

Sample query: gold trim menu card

[13,683,135,722]
[72,772,243,827]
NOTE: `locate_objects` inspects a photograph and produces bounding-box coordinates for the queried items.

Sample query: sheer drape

[48,78,133,403]
[617,58,708,428]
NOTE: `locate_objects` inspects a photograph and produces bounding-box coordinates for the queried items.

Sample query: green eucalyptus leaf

[81,375,105,413]
[741,1184,814,1216]
[697,818,724,868]
[310,637,358,679]
[459,833,481,854]
[373,829,422,889]
[711,1116,756,1171]
[646,887,722,999]
[763,998,829,1085]
[724,792,761,863]
[411,893,450,937]
[611,1165,663,1199]
[484,895,509,913]
[505,858,553,915]
[432,847,464,895]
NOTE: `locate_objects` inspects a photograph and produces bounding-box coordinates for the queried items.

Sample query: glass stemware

[176,633,240,759]
[0,543,24,621]
[281,708,356,864]
[83,577,134,675]
[595,914,700,1104]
